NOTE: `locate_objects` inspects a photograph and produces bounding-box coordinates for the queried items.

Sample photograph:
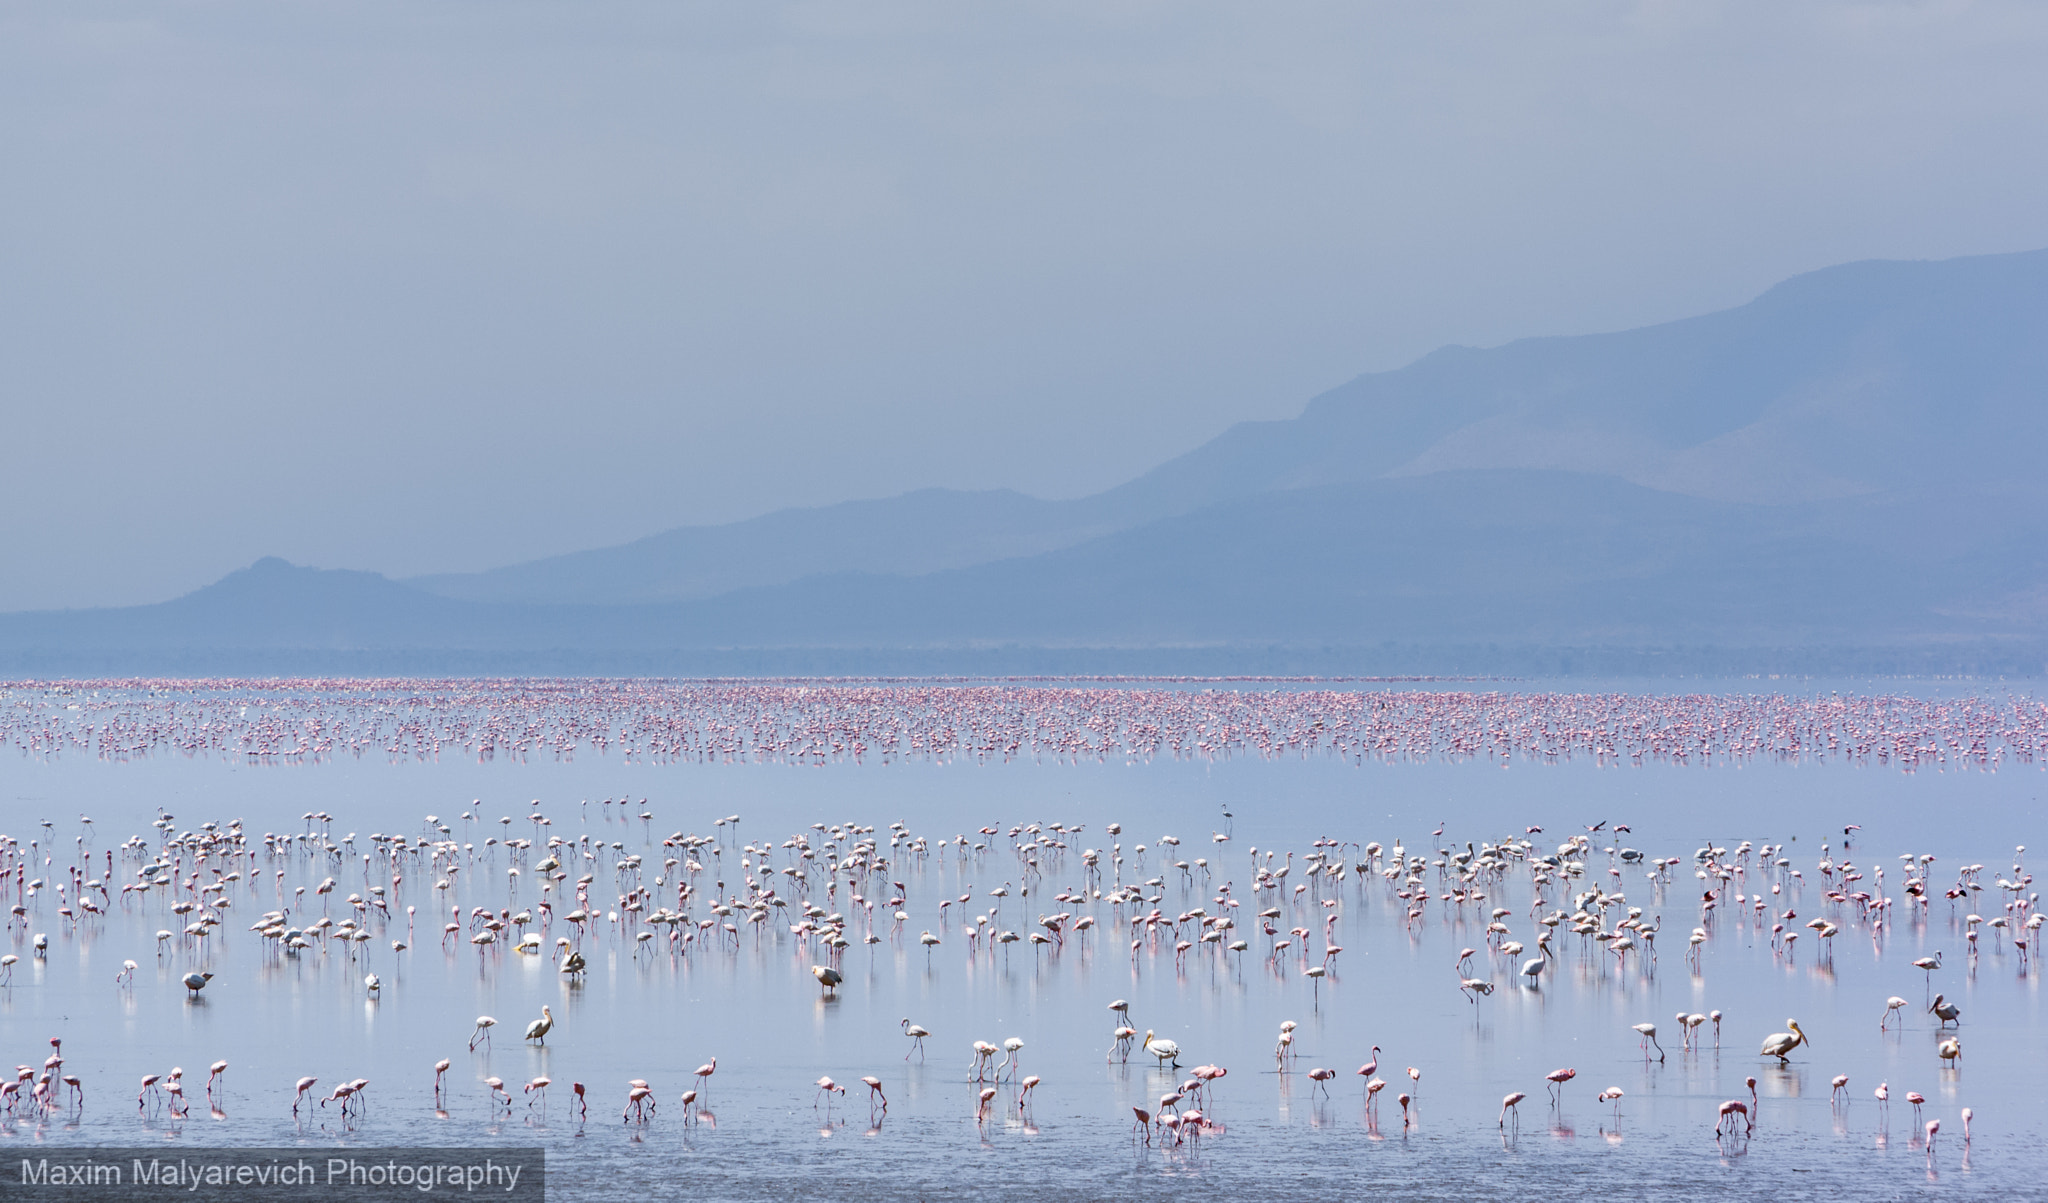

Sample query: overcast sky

[3,1,2045,611]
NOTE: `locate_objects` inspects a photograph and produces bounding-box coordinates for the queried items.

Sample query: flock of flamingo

[0,677,2032,1176]
[2,677,2042,771]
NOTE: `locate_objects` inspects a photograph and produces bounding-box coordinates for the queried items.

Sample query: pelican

[523,1005,554,1044]
[1142,1030,1181,1070]
[812,965,843,997]
[1759,1018,1810,1062]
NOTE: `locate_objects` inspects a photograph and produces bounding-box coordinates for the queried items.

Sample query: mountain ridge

[6,246,2048,674]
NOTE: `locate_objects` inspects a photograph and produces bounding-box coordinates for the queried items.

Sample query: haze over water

[0,679,2041,1201]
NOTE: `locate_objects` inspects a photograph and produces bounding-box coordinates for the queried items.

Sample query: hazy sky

[3,1,2046,611]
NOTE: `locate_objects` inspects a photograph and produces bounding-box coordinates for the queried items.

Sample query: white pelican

[1759,1018,1810,1062]
[1142,1030,1181,1070]
[523,1005,554,1044]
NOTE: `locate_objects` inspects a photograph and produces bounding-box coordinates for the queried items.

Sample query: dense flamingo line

[3,678,2043,770]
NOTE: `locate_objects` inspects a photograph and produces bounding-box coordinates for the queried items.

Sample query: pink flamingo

[1500,1091,1526,1130]
[1545,1067,1576,1105]
[813,1076,845,1112]
[1717,1100,1752,1137]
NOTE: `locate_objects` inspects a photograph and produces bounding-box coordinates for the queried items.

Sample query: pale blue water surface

[0,681,2042,1201]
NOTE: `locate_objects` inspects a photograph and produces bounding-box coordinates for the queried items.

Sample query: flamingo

[693,1058,717,1098]
[469,1016,497,1051]
[1499,1091,1525,1129]
[1880,996,1909,1030]
[1545,1067,1576,1104]
[862,1076,887,1112]
[901,1019,929,1061]
[1632,1022,1665,1061]
[292,1077,316,1113]
[813,1076,844,1110]
[1913,952,1942,997]
[1717,1100,1753,1137]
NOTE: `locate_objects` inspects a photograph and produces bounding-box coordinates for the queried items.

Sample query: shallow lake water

[0,680,2042,1201]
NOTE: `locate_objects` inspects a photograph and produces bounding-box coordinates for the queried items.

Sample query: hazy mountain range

[7,247,2047,676]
